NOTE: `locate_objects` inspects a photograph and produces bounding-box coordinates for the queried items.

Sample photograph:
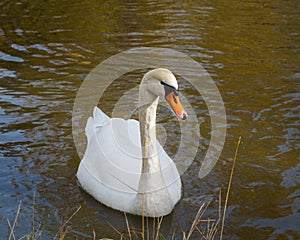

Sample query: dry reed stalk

[53,206,81,240]
[154,217,164,240]
[219,136,241,240]
[106,221,123,238]
[32,192,35,239]
[208,189,222,239]
[7,202,21,240]
[185,201,210,240]
[124,212,132,240]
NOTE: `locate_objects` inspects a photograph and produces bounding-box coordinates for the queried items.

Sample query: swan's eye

[161,81,179,96]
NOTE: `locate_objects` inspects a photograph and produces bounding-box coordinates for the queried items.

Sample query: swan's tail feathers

[93,106,110,127]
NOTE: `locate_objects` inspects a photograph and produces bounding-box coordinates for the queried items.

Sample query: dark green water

[0,0,299,239]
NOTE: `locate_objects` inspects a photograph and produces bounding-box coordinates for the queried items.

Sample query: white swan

[77,68,188,217]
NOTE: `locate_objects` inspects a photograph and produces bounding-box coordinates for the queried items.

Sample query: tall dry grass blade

[152,217,156,240]
[207,220,211,237]
[171,228,176,240]
[194,223,206,239]
[197,203,212,238]
[141,192,145,240]
[124,212,132,240]
[132,228,142,239]
[53,206,81,240]
[146,214,149,240]
[26,197,44,239]
[219,136,241,240]
[208,189,222,240]
[154,216,164,240]
[7,220,15,240]
[8,201,21,240]
[186,201,210,240]
[188,203,205,237]
[58,227,68,240]
[32,191,36,240]
[92,229,96,240]
[106,221,123,237]
[27,221,43,240]
[182,231,186,240]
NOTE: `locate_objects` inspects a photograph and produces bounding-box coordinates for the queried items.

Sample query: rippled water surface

[0,0,299,239]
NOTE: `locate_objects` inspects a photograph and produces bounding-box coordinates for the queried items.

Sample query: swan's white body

[77,68,186,217]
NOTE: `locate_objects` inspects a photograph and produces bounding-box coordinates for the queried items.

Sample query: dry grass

[6,199,81,240]
[7,137,241,240]
[107,191,220,240]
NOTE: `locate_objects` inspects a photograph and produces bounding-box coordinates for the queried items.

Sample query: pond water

[0,0,299,239]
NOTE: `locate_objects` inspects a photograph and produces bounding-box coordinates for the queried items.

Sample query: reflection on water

[0,0,299,239]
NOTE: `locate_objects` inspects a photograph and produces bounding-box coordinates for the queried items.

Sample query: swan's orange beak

[165,92,188,120]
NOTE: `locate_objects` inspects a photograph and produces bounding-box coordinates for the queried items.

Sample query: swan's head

[141,68,188,120]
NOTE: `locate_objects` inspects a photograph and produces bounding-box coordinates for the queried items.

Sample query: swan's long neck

[137,94,173,216]
[138,98,160,175]
[135,76,177,216]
